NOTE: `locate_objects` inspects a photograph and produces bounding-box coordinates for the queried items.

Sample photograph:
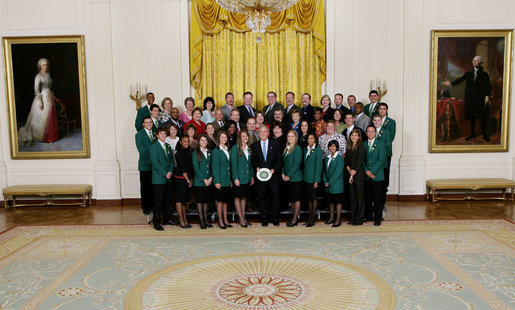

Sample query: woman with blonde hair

[282,130,303,227]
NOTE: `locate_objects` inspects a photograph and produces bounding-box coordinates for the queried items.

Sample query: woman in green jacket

[192,134,213,229]
[230,130,254,227]
[282,130,303,227]
[303,133,323,227]
[323,140,345,227]
[212,131,232,229]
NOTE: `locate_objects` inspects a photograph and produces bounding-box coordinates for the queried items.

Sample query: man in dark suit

[230,109,245,133]
[443,55,492,141]
[246,117,259,145]
[334,93,351,116]
[342,112,366,140]
[169,107,185,136]
[211,108,225,134]
[238,91,257,125]
[284,92,301,124]
[251,126,283,226]
[135,92,155,131]
[135,117,155,219]
[262,91,285,125]
[301,93,315,124]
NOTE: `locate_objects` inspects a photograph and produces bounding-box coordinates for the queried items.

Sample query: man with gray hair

[443,55,492,141]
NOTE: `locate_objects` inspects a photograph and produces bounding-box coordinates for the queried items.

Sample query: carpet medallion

[0,219,513,309]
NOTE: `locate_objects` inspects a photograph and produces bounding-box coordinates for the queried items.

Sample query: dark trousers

[256,176,280,222]
[152,182,173,224]
[343,169,351,209]
[349,172,365,224]
[365,179,385,222]
[139,171,153,214]
[384,156,392,194]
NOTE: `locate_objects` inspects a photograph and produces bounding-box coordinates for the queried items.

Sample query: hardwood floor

[1,200,513,232]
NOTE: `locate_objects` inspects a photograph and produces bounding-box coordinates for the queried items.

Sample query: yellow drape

[190,0,326,110]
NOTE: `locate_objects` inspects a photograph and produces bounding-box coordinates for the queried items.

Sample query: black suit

[301,104,315,124]
[342,126,366,141]
[251,139,283,223]
[262,102,285,125]
[238,105,257,125]
[335,105,351,117]
[284,104,301,124]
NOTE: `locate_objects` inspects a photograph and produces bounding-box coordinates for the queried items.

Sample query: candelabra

[129,82,148,110]
[370,78,388,102]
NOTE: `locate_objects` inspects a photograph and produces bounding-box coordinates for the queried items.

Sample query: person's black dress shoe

[332,222,341,227]
[153,224,164,231]
[352,222,363,226]
[199,224,206,229]
[374,221,381,226]
[219,224,227,229]
[163,220,178,226]
[306,221,314,227]
[262,221,268,227]
[180,223,191,229]
[272,221,280,226]
[206,223,213,228]
[325,219,334,225]
[286,222,298,227]
[224,223,233,228]
[240,223,248,228]
[483,134,490,142]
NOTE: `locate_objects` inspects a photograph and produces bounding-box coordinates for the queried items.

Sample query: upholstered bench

[426,178,515,203]
[2,184,92,208]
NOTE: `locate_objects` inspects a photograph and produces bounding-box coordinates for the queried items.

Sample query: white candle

[144,84,147,95]
[383,80,387,90]
[376,77,381,89]
[371,80,376,90]
[130,84,134,95]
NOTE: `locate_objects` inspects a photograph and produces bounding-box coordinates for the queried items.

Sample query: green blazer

[212,147,232,187]
[230,147,253,185]
[363,102,379,118]
[303,146,323,184]
[152,119,161,133]
[322,154,344,194]
[382,117,396,143]
[376,126,392,158]
[135,105,151,131]
[149,141,174,184]
[192,149,212,187]
[282,145,303,182]
[364,139,386,181]
[135,129,155,171]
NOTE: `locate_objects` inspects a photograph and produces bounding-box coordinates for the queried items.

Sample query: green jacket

[363,102,379,118]
[382,116,396,143]
[212,147,232,187]
[364,138,386,181]
[230,147,253,185]
[149,141,174,184]
[282,145,303,182]
[135,105,151,131]
[135,128,155,171]
[192,149,212,187]
[322,154,344,194]
[303,146,323,184]
[376,126,392,158]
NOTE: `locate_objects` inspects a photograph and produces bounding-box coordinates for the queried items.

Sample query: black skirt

[326,192,343,205]
[215,186,232,202]
[194,186,212,203]
[304,182,319,201]
[233,183,250,198]
[287,181,303,202]
[174,177,190,204]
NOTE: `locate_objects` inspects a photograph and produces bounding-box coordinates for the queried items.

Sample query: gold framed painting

[3,35,90,159]
[429,30,512,153]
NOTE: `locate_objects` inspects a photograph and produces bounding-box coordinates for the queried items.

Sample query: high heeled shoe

[219,224,227,229]
[332,222,341,227]
[325,219,334,225]
[286,221,298,227]
[240,223,248,228]
[224,223,233,228]
[180,223,191,229]
[199,224,206,229]
[205,223,213,228]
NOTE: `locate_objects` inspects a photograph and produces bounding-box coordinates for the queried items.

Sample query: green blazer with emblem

[363,102,379,118]
[322,154,344,194]
[282,145,303,182]
[303,146,323,184]
[376,126,392,158]
[192,149,212,187]
[382,117,396,143]
[149,141,174,184]
[135,128,155,171]
[230,146,253,185]
[135,105,151,131]
[212,147,232,187]
[364,139,386,181]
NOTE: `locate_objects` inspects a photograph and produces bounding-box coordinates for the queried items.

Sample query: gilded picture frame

[3,35,90,159]
[429,30,512,153]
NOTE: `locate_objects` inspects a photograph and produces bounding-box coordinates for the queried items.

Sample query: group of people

[135,90,396,231]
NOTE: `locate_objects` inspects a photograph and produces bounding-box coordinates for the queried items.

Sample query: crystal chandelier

[216,0,298,42]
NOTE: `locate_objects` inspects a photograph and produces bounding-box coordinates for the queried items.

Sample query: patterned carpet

[0,220,513,309]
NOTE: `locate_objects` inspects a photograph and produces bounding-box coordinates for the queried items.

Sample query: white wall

[0,0,513,200]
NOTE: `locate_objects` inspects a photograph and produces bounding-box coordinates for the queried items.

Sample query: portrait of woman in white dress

[18,58,59,146]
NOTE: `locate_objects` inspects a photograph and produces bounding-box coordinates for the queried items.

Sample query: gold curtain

[190,0,326,110]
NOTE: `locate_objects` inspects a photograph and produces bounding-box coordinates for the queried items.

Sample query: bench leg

[432,190,436,203]
[3,195,7,208]
[512,187,514,201]
[82,194,86,208]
